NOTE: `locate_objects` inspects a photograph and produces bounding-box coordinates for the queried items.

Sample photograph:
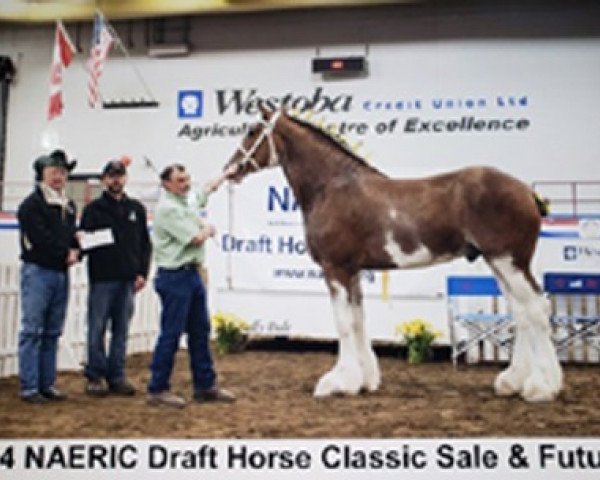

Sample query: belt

[158,262,199,272]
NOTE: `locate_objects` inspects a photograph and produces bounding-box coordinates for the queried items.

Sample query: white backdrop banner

[2,34,599,295]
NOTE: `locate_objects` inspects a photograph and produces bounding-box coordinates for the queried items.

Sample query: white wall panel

[1,6,599,342]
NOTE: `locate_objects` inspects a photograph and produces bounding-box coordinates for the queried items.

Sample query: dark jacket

[17,186,78,271]
[80,191,151,282]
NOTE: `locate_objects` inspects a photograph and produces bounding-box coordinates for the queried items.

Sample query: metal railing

[0,179,168,214]
[532,180,600,218]
[0,263,160,378]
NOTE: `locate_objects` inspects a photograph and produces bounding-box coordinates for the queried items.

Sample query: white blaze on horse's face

[227,111,281,182]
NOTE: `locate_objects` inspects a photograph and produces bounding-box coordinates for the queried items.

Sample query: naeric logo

[178,90,203,118]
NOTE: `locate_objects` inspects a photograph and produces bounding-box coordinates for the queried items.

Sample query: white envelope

[79,229,114,250]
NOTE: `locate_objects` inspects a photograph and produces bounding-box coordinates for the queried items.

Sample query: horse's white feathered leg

[493,304,532,397]
[490,257,562,402]
[487,268,529,396]
[314,280,364,397]
[349,279,380,392]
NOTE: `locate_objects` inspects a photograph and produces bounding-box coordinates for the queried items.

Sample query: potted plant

[211,312,250,355]
[396,319,441,364]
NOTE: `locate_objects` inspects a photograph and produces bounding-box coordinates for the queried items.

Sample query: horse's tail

[533,192,550,217]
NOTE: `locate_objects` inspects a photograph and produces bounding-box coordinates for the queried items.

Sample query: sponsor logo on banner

[215,87,353,115]
[178,90,203,118]
[176,87,531,142]
[361,95,528,112]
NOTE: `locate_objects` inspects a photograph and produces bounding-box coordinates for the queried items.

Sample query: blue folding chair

[447,276,513,365]
[544,272,600,361]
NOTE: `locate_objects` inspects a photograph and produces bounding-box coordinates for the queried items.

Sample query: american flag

[87,13,114,108]
[48,21,76,120]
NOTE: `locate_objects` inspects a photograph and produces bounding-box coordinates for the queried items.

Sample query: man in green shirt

[147,163,236,408]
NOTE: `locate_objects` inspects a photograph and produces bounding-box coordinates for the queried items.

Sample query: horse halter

[234,111,281,172]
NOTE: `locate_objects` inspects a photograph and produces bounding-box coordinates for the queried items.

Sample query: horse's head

[223,106,282,183]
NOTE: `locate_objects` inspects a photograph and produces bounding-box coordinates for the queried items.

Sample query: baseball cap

[101,160,127,177]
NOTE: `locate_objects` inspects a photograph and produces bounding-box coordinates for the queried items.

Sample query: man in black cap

[17,149,79,403]
[79,159,151,397]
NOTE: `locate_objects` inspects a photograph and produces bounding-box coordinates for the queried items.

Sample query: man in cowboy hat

[16,149,79,403]
[33,149,77,181]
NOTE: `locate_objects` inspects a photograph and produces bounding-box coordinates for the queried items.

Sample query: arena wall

[0,4,598,354]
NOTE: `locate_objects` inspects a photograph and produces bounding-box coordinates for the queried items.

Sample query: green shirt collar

[164,189,188,205]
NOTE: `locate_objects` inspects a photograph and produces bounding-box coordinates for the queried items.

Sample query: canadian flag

[48,21,76,120]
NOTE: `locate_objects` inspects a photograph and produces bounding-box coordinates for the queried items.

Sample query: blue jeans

[18,262,68,396]
[84,280,134,384]
[148,267,215,393]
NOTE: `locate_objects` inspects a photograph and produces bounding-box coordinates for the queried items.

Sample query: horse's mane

[286,113,383,176]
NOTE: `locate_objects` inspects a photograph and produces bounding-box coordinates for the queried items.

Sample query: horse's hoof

[313,384,332,398]
[540,371,563,399]
[546,362,564,396]
[313,372,339,397]
[362,363,381,392]
[494,369,523,397]
[362,374,381,393]
[362,382,380,393]
[313,368,361,397]
[522,387,556,403]
[521,375,556,403]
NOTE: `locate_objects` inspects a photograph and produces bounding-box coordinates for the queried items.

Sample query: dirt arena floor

[1,345,600,438]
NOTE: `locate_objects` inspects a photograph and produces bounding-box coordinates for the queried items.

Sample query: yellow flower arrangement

[211,311,251,354]
[395,318,442,364]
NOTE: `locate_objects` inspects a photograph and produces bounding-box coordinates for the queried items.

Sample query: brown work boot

[147,391,186,409]
[193,385,236,403]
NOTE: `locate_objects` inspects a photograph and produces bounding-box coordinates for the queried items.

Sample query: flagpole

[99,11,157,102]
